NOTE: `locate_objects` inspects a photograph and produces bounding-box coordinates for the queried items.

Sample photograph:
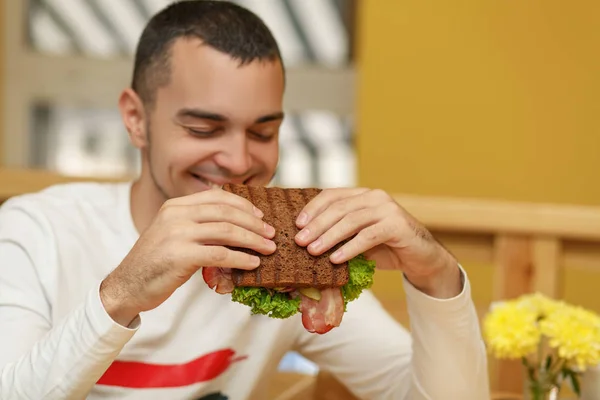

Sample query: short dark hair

[131,0,283,107]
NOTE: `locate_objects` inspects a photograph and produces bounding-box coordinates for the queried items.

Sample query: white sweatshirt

[0,182,490,400]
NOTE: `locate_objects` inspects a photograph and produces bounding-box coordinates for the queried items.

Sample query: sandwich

[202,184,376,334]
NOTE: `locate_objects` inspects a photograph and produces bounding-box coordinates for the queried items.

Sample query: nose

[214,133,253,178]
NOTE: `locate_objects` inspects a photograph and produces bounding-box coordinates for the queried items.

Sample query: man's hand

[294,188,462,299]
[100,189,276,326]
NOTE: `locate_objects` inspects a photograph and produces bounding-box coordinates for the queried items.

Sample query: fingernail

[308,237,322,252]
[264,223,275,236]
[254,206,264,218]
[296,212,308,226]
[250,255,260,267]
[264,238,276,249]
[296,228,309,241]
[331,249,343,262]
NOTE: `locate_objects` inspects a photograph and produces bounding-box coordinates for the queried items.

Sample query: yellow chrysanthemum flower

[485,293,600,397]
[483,300,542,359]
[540,304,600,371]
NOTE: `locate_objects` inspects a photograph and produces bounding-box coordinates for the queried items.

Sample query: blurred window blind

[28,0,355,67]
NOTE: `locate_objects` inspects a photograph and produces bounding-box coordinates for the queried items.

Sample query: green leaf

[231,287,300,319]
[565,369,581,396]
[544,355,552,371]
[522,358,536,382]
[341,255,376,307]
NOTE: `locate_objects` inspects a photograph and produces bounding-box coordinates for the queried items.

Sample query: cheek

[251,142,279,169]
[165,138,216,172]
[180,138,219,168]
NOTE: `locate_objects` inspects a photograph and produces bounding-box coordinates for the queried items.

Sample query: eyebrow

[176,108,285,124]
[176,108,227,122]
[255,112,285,124]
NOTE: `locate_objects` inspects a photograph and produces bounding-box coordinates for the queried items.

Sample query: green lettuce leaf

[341,254,377,307]
[231,255,376,318]
[231,287,300,319]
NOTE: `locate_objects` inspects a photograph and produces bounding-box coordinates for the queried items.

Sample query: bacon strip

[299,287,344,334]
[202,267,234,294]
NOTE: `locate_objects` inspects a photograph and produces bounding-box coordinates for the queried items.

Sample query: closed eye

[188,128,221,137]
[249,130,277,142]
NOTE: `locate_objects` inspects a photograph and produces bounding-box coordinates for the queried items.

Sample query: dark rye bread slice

[222,184,349,289]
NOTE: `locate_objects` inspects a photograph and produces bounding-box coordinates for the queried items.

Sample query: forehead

[156,38,285,118]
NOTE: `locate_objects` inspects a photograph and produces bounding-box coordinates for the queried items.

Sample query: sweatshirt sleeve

[0,202,139,400]
[294,267,490,400]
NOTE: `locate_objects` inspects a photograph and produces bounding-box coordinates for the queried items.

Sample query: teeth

[196,174,223,189]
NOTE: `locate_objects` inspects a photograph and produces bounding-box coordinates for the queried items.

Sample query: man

[0,1,489,399]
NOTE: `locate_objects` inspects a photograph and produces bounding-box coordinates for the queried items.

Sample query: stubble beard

[145,125,172,202]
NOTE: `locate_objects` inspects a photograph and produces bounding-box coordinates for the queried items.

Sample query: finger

[188,204,275,238]
[296,190,378,246]
[329,223,394,264]
[164,188,265,218]
[191,222,276,255]
[304,209,377,256]
[192,246,261,270]
[296,188,369,228]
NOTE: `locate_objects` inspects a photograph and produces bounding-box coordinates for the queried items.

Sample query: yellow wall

[356,3,600,374]
[356,1,600,206]
[0,1,4,165]
[357,6,600,390]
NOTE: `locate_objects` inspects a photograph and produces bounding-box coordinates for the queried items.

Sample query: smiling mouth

[191,173,223,189]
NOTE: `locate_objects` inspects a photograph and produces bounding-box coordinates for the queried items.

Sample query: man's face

[143,38,284,199]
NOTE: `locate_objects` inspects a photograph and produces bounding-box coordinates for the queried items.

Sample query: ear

[118,88,148,149]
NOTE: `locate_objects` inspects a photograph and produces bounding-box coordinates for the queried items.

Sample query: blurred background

[2,0,600,397]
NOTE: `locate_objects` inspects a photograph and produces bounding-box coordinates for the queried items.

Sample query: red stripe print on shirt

[96,348,247,388]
